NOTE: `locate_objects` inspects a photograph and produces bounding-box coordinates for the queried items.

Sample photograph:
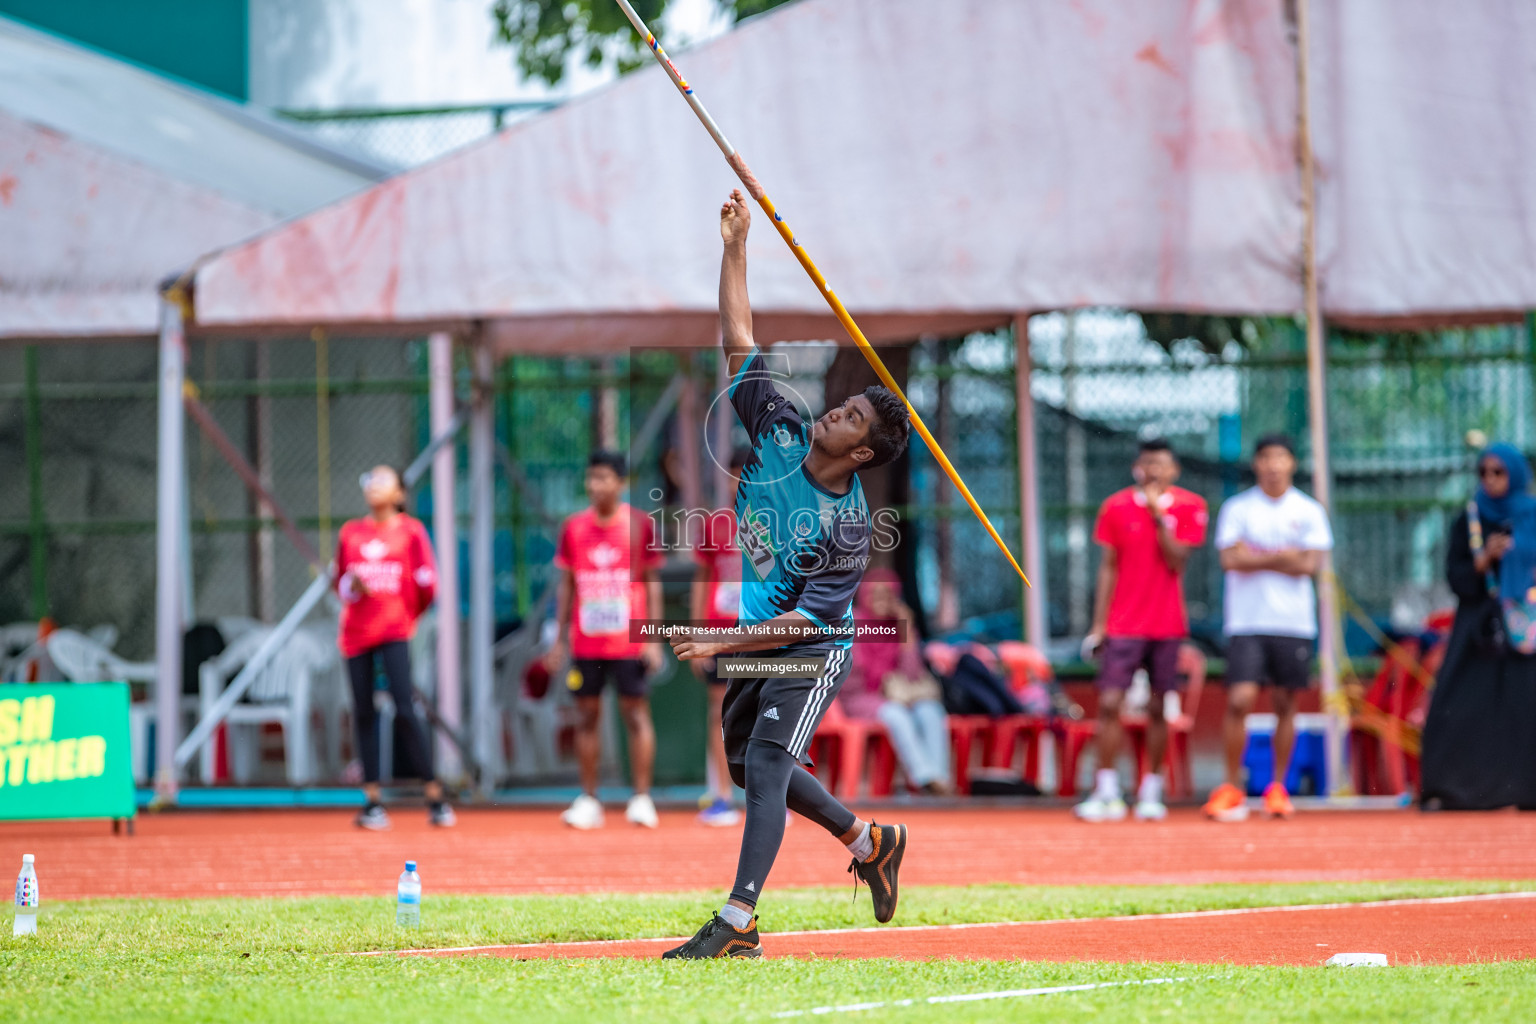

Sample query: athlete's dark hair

[1137,437,1176,460]
[1254,433,1296,457]
[588,450,627,477]
[860,386,911,470]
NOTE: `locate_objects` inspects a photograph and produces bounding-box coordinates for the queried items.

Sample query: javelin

[613,0,1028,584]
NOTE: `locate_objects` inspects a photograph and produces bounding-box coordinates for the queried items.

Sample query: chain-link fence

[0,337,695,660]
[2,317,1531,663]
[902,314,1535,651]
[276,103,555,169]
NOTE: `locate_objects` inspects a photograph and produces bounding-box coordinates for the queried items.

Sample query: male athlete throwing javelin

[661,190,913,959]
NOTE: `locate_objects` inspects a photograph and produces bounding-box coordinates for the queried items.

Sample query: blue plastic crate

[1242,719,1338,796]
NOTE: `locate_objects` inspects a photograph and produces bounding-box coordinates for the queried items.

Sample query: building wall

[0,0,248,99]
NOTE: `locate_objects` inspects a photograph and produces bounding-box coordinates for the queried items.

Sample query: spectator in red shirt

[545,451,667,830]
[691,449,749,827]
[1076,439,1208,823]
[336,465,454,831]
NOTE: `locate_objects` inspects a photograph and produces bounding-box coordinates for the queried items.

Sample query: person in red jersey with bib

[336,465,454,831]
[1076,439,1208,823]
[545,450,667,830]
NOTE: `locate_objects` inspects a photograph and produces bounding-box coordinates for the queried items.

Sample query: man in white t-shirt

[1204,435,1334,823]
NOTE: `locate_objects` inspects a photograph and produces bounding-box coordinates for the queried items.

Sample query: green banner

[0,683,135,821]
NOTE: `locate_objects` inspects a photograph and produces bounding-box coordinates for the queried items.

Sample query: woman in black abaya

[1420,443,1536,810]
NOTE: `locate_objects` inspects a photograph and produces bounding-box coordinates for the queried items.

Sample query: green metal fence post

[507,357,531,618]
[23,346,47,618]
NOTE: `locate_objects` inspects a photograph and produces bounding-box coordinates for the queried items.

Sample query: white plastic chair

[46,628,156,685]
[296,621,348,778]
[198,628,335,785]
[496,617,561,781]
[46,628,165,782]
[86,623,119,651]
[214,616,264,644]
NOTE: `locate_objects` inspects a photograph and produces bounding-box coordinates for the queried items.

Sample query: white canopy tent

[173,0,1534,796]
[0,14,386,339]
[0,13,388,796]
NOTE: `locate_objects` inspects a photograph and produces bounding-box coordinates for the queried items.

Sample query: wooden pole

[1014,315,1047,646]
[1295,0,1346,796]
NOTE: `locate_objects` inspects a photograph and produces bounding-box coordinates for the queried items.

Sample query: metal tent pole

[154,295,188,802]
[1295,0,1346,795]
[428,331,463,780]
[468,339,497,792]
[1014,315,1047,647]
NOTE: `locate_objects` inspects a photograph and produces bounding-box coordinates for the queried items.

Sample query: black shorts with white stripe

[720,646,852,766]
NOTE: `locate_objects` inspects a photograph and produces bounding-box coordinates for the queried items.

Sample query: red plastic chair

[996,641,1053,690]
[1058,643,1206,799]
[807,700,894,801]
[987,641,1053,783]
[947,714,994,795]
[1055,719,1099,798]
[1350,635,1429,796]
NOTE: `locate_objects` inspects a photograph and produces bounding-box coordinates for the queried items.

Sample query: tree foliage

[491,0,795,86]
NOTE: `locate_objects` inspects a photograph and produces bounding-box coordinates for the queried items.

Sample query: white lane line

[770,977,1188,1018]
[353,890,1536,956]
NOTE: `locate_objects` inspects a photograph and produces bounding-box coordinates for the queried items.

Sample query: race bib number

[712,581,741,618]
[578,595,629,636]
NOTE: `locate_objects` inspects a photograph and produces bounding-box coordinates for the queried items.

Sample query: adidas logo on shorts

[762,707,779,720]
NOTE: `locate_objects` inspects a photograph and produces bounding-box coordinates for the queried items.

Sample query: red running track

[3,807,1535,901]
[386,893,1536,966]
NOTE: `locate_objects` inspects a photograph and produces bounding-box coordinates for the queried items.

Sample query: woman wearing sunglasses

[1420,443,1536,810]
[336,465,455,829]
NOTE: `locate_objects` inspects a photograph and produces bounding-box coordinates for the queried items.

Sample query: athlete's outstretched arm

[719,189,754,368]
[668,610,824,660]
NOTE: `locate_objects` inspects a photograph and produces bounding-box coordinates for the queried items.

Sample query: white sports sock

[1138,773,1164,803]
[847,822,874,862]
[719,903,753,929]
[1093,768,1121,800]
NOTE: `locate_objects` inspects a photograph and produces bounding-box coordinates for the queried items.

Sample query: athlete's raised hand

[720,189,751,247]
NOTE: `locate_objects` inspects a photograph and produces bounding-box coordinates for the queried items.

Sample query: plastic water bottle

[396,860,421,927]
[14,854,38,936]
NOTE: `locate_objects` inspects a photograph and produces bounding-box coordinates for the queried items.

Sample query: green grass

[4,880,1533,1023]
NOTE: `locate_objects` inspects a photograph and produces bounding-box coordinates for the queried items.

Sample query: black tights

[346,641,435,785]
[728,739,857,907]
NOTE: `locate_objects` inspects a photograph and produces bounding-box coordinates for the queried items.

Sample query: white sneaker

[625,793,659,828]
[561,794,605,830]
[1073,795,1128,822]
[1133,798,1168,821]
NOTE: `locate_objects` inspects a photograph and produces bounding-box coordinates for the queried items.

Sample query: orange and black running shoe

[849,822,908,924]
[660,913,762,959]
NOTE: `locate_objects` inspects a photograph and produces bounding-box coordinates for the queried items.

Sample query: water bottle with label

[14,854,38,936]
[396,860,421,927]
